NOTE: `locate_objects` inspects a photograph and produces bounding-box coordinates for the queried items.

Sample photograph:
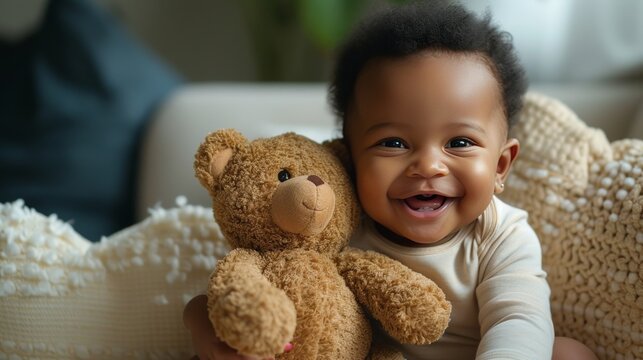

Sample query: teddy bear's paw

[209,282,296,358]
[378,280,452,345]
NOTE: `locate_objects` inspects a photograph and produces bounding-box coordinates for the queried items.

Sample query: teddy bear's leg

[367,342,405,360]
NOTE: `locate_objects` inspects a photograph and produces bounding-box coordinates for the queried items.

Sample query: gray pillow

[0,0,182,240]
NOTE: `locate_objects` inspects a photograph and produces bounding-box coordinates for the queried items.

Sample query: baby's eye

[446,138,474,148]
[379,138,407,149]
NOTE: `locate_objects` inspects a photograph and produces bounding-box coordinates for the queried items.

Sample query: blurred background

[2,0,642,83]
[1,0,641,240]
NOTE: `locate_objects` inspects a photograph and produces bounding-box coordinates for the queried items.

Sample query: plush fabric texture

[0,0,181,240]
[500,93,642,360]
[0,198,227,359]
[192,130,451,359]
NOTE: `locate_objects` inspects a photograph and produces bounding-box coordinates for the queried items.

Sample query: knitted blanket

[500,93,642,360]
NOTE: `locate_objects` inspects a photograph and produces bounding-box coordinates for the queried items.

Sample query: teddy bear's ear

[194,129,247,190]
[322,138,353,176]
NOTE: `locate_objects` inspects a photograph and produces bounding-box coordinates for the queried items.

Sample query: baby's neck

[373,222,454,248]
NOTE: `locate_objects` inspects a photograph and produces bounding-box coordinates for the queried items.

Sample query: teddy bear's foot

[367,342,405,360]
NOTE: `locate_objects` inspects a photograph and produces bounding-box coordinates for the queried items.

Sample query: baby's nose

[408,151,449,178]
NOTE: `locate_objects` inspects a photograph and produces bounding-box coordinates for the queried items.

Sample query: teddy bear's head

[194,130,359,254]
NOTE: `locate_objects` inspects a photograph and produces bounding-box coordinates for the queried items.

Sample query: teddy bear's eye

[278,169,291,182]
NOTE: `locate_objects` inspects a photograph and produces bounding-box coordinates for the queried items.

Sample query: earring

[495,182,505,193]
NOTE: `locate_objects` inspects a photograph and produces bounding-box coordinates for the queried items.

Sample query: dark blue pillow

[0,0,182,240]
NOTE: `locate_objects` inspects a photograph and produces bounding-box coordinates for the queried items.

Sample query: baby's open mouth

[404,194,448,211]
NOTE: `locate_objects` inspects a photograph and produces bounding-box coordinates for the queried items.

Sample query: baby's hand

[191,335,278,360]
[192,333,292,360]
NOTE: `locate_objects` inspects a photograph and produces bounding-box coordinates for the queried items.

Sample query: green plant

[239,0,408,81]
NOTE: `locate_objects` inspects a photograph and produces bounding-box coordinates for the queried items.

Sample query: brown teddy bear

[187,129,451,359]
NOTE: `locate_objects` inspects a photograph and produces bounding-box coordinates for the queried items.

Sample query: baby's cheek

[354,162,371,190]
[356,180,380,221]
[354,164,386,214]
[467,159,496,183]
[462,159,497,197]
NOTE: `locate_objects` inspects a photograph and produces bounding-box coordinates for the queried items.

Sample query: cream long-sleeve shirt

[350,196,554,360]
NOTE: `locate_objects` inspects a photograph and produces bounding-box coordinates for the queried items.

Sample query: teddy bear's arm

[208,248,297,358]
[335,247,451,345]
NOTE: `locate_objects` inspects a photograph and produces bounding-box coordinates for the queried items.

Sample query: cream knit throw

[0,93,640,359]
[500,93,642,360]
[0,197,229,359]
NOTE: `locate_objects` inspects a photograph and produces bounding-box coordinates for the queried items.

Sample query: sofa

[1,82,641,359]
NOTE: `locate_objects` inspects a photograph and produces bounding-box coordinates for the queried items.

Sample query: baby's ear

[194,129,247,191]
[322,138,353,175]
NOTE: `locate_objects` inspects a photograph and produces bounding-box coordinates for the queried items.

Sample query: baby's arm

[475,218,554,359]
[184,295,255,360]
[184,294,291,360]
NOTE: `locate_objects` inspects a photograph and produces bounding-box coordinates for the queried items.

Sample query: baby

[330,2,597,360]
[185,2,597,359]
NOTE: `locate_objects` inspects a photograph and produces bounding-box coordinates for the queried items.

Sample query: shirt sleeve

[475,206,554,360]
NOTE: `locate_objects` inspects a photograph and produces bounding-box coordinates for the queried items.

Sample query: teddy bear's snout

[271,175,336,236]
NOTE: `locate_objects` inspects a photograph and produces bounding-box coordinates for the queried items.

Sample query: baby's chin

[375,221,452,247]
[400,231,452,246]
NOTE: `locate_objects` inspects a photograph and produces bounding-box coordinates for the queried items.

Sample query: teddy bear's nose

[307,175,324,186]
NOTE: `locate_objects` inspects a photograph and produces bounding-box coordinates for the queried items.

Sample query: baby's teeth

[418,206,437,211]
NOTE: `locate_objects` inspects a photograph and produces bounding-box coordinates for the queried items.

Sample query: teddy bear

[188,129,452,359]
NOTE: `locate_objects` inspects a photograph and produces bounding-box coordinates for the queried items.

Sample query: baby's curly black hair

[329,1,527,133]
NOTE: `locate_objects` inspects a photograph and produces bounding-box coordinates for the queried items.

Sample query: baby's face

[346,51,518,245]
